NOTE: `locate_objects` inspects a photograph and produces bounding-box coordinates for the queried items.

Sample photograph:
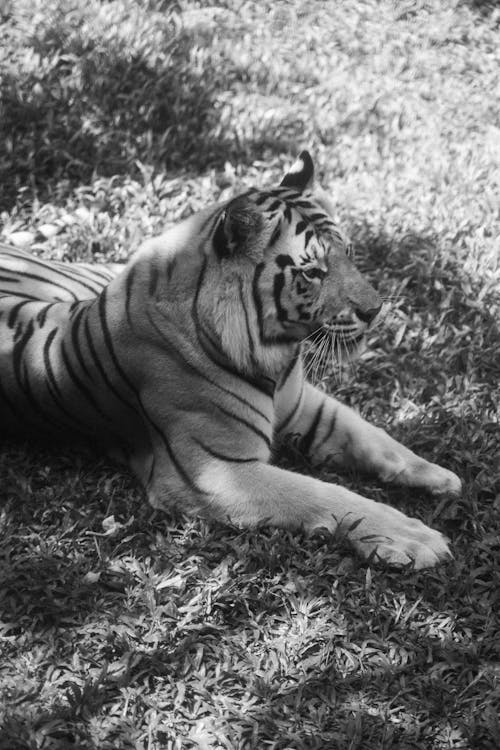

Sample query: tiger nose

[355,303,382,325]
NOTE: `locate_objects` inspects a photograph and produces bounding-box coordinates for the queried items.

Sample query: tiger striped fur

[0,152,461,568]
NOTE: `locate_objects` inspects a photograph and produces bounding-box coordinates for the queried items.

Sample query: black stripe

[276,254,294,269]
[97,290,138,395]
[299,400,326,456]
[151,421,204,495]
[268,200,282,212]
[19,252,111,294]
[3,250,102,296]
[193,438,260,463]
[43,328,64,399]
[198,206,222,235]
[278,382,304,433]
[238,278,256,361]
[40,325,131,449]
[83,313,136,413]
[215,403,271,449]
[36,302,56,328]
[213,213,229,258]
[7,299,32,328]
[43,328,90,432]
[12,319,35,388]
[269,223,281,246]
[255,193,271,206]
[10,323,69,434]
[273,271,288,323]
[252,262,300,346]
[277,347,300,388]
[68,301,81,318]
[44,332,96,435]
[60,340,112,421]
[304,229,315,247]
[277,188,302,200]
[145,453,156,489]
[166,258,176,282]
[8,270,79,301]
[124,267,135,327]
[63,263,116,285]
[46,264,105,295]
[70,306,94,381]
[0,274,19,283]
[0,247,29,259]
[149,265,160,297]
[316,410,338,451]
[21,360,38,408]
[252,262,266,345]
[197,319,275,397]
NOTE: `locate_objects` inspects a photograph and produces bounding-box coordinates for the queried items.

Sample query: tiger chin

[0,152,462,569]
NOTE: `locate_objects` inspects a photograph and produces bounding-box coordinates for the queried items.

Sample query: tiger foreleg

[280,383,462,497]
[194,461,451,569]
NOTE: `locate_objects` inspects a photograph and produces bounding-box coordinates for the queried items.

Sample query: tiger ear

[280,150,315,191]
[213,197,263,259]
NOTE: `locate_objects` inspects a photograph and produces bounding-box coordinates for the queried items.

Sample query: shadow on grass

[462,0,500,18]
[0,1,299,212]
[1,15,217,209]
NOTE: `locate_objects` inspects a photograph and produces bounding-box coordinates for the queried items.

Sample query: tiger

[0,151,461,568]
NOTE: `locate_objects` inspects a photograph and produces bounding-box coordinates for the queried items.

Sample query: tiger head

[203,151,382,374]
[137,151,381,379]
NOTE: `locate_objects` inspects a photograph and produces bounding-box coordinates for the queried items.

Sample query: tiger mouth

[308,324,366,346]
[338,330,366,346]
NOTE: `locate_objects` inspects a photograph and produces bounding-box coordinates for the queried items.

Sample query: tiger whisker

[316,335,332,383]
[303,326,339,384]
[329,333,338,384]
[342,333,356,379]
[306,334,329,383]
[334,334,343,384]
[302,338,320,380]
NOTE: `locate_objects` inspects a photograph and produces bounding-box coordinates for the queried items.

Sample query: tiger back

[0,242,120,301]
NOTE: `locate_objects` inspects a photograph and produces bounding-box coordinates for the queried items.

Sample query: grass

[1,0,500,747]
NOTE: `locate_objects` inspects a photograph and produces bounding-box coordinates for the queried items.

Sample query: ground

[0,1,499,748]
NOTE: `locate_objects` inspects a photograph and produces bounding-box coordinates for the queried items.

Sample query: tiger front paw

[408,460,462,498]
[350,503,452,569]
